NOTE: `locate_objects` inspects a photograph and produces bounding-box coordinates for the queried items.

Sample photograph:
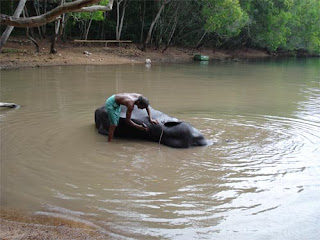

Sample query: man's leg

[108,125,117,142]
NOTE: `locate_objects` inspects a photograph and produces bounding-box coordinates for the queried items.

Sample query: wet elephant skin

[95,106,207,148]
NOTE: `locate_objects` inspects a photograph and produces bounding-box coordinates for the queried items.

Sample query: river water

[1,59,320,239]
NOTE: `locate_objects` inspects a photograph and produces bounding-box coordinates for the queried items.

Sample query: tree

[240,0,292,52]
[0,0,27,52]
[1,0,319,55]
[115,0,130,40]
[201,0,248,47]
[160,1,181,52]
[1,0,114,52]
[287,0,320,53]
[0,0,113,28]
[71,0,110,40]
[142,0,170,51]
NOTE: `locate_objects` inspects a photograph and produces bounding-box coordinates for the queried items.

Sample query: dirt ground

[0,38,271,70]
[0,38,272,240]
[0,209,110,240]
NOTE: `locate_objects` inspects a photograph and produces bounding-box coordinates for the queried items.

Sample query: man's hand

[149,119,158,125]
[141,123,149,131]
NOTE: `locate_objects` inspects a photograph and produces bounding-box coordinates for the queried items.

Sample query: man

[105,93,158,142]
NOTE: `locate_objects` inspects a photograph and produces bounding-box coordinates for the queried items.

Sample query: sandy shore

[1,209,110,239]
[0,38,272,239]
[0,38,271,70]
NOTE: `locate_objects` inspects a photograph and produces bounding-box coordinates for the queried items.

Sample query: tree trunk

[59,13,66,41]
[142,0,169,51]
[195,31,207,49]
[26,28,40,53]
[116,0,121,40]
[51,0,65,54]
[139,0,146,43]
[23,7,40,53]
[118,0,127,40]
[33,1,43,39]
[84,18,93,40]
[155,17,163,50]
[0,0,27,52]
[116,0,128,41]
[162,14,178,53]
[23,3,36,39]
[50,20,61,54]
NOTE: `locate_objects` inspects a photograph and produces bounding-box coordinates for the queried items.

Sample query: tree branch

[0,0,113,28]
[73,0,114,12]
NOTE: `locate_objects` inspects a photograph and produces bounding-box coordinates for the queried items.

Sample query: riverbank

[0,38,272,70]
[1,208,110,239]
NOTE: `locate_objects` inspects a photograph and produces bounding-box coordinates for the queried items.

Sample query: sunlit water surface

[1,59,320,239]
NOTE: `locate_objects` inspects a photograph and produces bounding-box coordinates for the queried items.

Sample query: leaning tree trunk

[162,14,178,53]
[116,0,128,40]
[195,30,208,49]
[142,1,168,51]
[117,0,128,41]
[0,0,27,52]
[83,17,93,40]
[116,0,122,40]
[26,28,40,53]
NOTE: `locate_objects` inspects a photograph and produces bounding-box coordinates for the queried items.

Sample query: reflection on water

[1,59,320,239]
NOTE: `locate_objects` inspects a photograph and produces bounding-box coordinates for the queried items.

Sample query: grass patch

[1,48,27,54]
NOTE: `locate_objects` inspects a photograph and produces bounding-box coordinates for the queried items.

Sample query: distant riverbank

[0,38,277,70]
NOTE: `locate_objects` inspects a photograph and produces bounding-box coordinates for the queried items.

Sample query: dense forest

[1,0,320,54]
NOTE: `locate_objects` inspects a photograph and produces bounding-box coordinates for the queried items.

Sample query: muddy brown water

[1,59,320,239]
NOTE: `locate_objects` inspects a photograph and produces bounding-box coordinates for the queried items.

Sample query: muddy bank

[0,209,110,240]
[0,38,272,70]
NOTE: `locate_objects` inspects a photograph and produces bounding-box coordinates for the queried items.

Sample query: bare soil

[0,38,271,70]
[0,209,109,239]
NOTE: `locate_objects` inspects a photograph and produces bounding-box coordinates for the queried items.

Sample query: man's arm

[146,107,158,124]
[126,106,147,131]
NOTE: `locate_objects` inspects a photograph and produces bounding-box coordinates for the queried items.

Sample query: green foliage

[256,10,291,51]
[241,0,293,51]
[239,0,320,54]
[202,0,248,38]
[70,0,109,22]
[3,0,319,54]
[286,0,320,53]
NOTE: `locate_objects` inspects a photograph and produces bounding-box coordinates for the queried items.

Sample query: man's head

[136,95,149,109]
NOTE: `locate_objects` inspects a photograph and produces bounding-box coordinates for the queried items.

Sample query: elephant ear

[164,121,182,127]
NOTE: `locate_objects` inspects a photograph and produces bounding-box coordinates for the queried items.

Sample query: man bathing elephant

[96,93,207,148]
[105,93,158,142]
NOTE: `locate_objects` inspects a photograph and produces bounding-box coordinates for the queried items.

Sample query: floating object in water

[194,54,209,61]
[0,102,19,108]
[145,58,151,64]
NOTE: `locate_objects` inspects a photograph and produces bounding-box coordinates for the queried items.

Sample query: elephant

[94,105,207,148]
